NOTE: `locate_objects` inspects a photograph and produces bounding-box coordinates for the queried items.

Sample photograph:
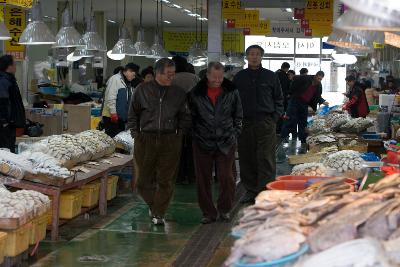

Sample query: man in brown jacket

[128,58,191,226]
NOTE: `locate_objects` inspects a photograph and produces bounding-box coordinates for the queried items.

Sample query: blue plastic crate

[39,87,57,95]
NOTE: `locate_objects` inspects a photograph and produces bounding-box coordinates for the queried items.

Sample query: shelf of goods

[227,173,400,267]
[0,130,133,241]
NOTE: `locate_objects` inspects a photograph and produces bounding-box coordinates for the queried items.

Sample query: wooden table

[7,154,133,241]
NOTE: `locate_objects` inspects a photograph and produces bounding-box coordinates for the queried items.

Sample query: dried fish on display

[114,130,134,153]
[0,150,34,179]
[306,134,337,146]
[325,113,349,131]
[322,150,364,173]
[21,151,72,178]
[291,163,327,176]
[308,119,329,134]
[76,130,116,160]
[340,118,374,133]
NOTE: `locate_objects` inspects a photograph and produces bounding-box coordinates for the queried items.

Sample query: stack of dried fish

[299,177,353,200]
[76,130,116,160]
[291,163,327,176]
[306,134,337,146]
[20,151,72,178]
[308,118,329,134]
[322,150,364,173]
[0,150,34,179]
[340,118,374,133]
[325,113,349,131]
[114,130,134,153]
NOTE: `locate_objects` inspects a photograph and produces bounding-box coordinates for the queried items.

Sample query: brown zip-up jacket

[127,80,191,137]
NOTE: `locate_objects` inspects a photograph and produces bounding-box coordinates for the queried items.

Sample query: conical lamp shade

[73,48,95,58]
[134,29,151,56]
[227,52,245,67]
[54,8,82,48]
[188,41,207,66]
[111,27,136,56]
[340,0,400,23]
[107,50,125,60]
[0,22,10,40]
[67,51,83,62]
[79,16,106,51]
[149,34,170,59]
[19,2,55,45]
[327,30,371,50]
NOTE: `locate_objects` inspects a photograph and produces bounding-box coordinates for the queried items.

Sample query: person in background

[113,66,124,75]
[0,55,25,153]
[128,58,191,226]
[275,62,291,134]
[384,75,399,94]
[343,75,369,118]
[287,70,295,81]
[130,63,143,88]
[233,45,284,204]
[141,67,154,83]
[300,68,309,76]
[102,63,136,137]
[172,56,200,184]
[281,71,329,153]
[189,62,242,224]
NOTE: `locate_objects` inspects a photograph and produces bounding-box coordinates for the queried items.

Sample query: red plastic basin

[266,180,306,192]
[276,175,357,186]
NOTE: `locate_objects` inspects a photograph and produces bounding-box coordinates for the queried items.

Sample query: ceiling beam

[241,0,307,8]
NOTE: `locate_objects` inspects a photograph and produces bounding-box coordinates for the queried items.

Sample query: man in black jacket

[281,71,328,152]
[233,45,284,204]
[0,55,25,153]
[190,62,243,224]
[127,58,191,226]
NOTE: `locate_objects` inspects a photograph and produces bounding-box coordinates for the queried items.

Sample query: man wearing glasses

[128,58,191,226]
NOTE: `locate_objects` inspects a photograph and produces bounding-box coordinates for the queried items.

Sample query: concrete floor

[29,141,297,267]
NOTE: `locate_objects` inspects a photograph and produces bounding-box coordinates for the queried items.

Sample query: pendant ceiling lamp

[19,1,55,45]
[53,3,82,48]
[188,0,207,66]
[327,30,371,50]
[73,47,95,57]
[134,0,151,56]
[340,0,400,23]
[334,9,400,32]
[0,5,10,40]
[109,0,136,58]
[149,0,170,59]
[79,0,106,51]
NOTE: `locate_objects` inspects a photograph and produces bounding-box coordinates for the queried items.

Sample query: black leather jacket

[127,80,191,135]
[189,78,243,155]
[0,72,25,127]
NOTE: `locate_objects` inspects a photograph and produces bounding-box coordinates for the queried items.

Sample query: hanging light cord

[123,0,126,26]
[195,0,198,42]
[200,0,203,43]
[139,0,143,28]
[156,0,159,34]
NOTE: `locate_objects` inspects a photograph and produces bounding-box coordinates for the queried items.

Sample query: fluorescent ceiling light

[107,50,125,60]
[107,19,117,24]
[198,18,207,21]
[184,9,192,13]
[172,4,182,8]
[285,8,293,12]
[164,20,171,24]
[161,0,170,3]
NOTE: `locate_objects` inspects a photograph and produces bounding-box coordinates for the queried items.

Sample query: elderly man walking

[190,62,243,224]
[128,58,191,226]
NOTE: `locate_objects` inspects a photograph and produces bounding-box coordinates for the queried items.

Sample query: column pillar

[207,0,222,62]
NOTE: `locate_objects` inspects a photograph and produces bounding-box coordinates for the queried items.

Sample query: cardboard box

[63,104,91,134]
[25,108,63,136]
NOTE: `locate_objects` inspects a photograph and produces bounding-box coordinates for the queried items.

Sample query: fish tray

[288,153,324,165]
[23,172,76,187]
[234,244,309,267]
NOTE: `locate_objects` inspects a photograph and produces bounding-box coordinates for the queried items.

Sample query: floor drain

[78,255,109,262]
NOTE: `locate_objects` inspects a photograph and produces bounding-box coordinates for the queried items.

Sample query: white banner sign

[269,23,307,38]
[296,38,321,54]
[245,36,295,54]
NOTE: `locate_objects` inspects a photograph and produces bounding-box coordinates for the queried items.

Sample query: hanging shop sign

[244,19,271,36]
[222,0,242,19]
[295,0,333,37]
[0,6,25,60]
[245,36,295,54]
[268,23,307,38]
[373,43,385,49]
[296,38,321,54]
[0,0,32,8]
[294,57,321,73]
[226,10,259,29]
[163,32,244,54]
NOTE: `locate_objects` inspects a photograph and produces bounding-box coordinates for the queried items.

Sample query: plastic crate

[29,213,48,245]
[4,222,32,257]
[82,181,101,207]
[107,175,119,200]
[0,232,7,264]
[59,189,83,219]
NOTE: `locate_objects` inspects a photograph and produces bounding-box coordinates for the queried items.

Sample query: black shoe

[201,217,216,224]
[218,213,231,222]
[152,216,165,226]
[240,193,255,204]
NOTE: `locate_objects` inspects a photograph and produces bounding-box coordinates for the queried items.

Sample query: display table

[6,153,133,241]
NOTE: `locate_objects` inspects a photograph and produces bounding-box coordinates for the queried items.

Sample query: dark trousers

[281,99,308,143]
[238,116,276,196]
[102,116,125,138]
[177,134,195,184]
[0,125,16,153]
[134,133,182,217]
[193,143,235,219]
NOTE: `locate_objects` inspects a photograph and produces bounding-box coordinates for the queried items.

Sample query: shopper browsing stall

[128,58,191,226]
[0,55,25,153]
[233,45,284,204]
[343,75,370,118]
[189,62,243,224]
[102,63,137,137]
[281,71,329,153]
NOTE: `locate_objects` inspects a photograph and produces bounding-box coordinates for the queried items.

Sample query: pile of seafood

[340,117,374,133]
[0,150,34,179]
[322,150,364,173]
[325,113,349,131]
[291,163,327,176]
[114,130,134,153]
[308,119,328,134]
[20,151,72,179]
[0,187,49,220]
[76,130,116,160]
[306,134,336,146]
[226,174,400,267]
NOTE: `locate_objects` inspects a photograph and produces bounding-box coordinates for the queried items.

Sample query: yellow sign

[0,0,32,8]
[247,20,271,35]
[3,6,25,60]
[222,0,242,19]
[234,10,259,29]
[305,0,333,16]
[163,32,244,53]
[373,43,385,49]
